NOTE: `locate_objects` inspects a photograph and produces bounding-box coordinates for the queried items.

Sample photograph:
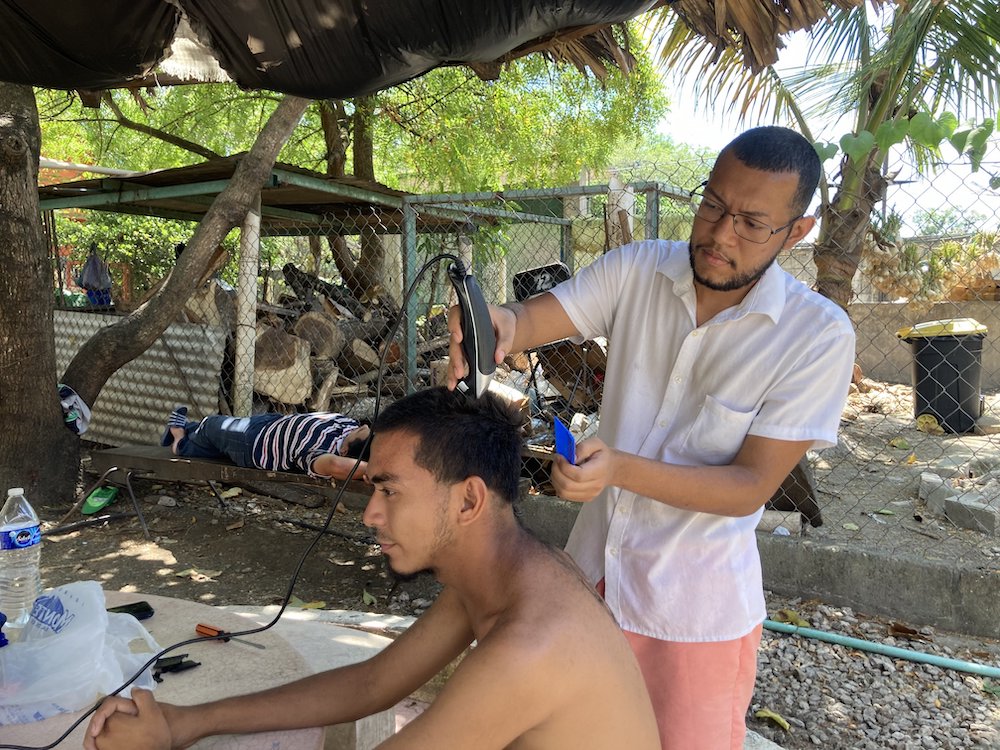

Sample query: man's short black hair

[721,126,821,216]
[372,387,523,504]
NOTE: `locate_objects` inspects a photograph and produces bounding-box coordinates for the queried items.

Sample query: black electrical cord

[1,252,465,750]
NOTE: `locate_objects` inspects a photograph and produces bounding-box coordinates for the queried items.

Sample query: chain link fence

[47,149,1000,578]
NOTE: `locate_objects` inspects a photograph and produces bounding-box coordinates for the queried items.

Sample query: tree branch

[102,91,222,160]
[61,95,312,405]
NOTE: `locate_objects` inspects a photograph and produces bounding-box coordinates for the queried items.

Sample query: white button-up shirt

[553,241,855,641]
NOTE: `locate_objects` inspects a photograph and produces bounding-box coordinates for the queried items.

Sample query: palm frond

[649,0,863,72]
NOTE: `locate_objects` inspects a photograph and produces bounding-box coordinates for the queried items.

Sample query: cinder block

[945,492,999,535]
[919,471,956,516]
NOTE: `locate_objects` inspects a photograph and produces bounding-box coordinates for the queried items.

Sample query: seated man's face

[362,429,456,576]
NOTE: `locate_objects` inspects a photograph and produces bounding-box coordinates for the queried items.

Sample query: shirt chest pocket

[680,394,756,465]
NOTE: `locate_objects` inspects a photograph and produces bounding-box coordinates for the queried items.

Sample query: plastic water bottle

[0,487,42,641]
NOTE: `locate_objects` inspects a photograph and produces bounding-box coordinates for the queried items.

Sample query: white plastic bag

[0,581,161,725]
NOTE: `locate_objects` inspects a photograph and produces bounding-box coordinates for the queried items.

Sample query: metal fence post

[233,195,261,416]
[402,198,418,394]
[645,186,661,241]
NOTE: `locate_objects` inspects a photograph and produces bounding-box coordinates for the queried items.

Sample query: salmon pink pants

[598,579,762,750]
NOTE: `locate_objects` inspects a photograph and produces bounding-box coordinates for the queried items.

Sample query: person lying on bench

[161,405,371,481]
[86,387,659,750]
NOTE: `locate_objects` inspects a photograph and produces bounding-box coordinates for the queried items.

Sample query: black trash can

[896,318,988,434]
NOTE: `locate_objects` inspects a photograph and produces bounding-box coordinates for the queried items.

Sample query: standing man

[87,387,660,750]
[448,126,856,749]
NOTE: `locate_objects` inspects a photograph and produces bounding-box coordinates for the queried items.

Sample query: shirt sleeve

[748,318,856,450]
[302,416,357,477]
[549,242,651,342]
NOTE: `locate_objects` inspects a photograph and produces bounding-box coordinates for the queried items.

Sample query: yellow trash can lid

[896,318,988,339]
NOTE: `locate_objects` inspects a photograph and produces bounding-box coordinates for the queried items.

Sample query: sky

[655,32,814,150]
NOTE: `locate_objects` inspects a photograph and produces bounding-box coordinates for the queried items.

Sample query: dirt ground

[807,379,1000,572]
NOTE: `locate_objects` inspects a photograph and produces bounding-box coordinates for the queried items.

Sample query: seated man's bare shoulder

[383,545,659,750]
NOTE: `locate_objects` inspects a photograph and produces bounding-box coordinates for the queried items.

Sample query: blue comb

[553,416,576,465]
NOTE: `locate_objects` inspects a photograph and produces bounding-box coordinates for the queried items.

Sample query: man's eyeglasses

[688,182,800,245]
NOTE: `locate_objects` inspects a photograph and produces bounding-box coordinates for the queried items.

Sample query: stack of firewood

[181,262,544,421]
[257,264,417,410]
[184,263,454,411]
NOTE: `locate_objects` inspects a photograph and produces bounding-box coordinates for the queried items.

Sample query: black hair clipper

[447,260,497,398]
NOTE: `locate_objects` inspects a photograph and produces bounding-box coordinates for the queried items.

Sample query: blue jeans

[176,414,282,468]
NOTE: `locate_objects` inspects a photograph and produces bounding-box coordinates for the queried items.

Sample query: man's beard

[688,238,779,293]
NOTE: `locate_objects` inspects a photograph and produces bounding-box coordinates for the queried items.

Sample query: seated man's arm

[88,588,474,749]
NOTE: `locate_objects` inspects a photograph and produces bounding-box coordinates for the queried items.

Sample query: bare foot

[169,426,185,454]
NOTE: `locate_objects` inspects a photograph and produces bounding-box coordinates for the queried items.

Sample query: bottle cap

[7,488,23,496]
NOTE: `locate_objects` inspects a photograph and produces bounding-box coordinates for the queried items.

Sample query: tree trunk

[352,95,386,297]
[60,95,312,409]
[813,159,887,309]
[319,99,364,294]
[0,82,78,501]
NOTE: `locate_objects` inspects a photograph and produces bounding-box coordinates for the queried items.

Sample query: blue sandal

[160,405,188,446]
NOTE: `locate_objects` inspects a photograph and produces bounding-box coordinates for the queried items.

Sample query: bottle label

[1,524,41,550]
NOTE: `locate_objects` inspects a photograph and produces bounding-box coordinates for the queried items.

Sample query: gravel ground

[751,596,1000,749]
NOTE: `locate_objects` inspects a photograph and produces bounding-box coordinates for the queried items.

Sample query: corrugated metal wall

[55,311,227,446]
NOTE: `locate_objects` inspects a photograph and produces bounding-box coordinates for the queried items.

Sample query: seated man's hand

[88,689,173,750]
[85,694,137,750]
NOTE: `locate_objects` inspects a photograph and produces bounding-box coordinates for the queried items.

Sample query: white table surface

[2,591,325,750]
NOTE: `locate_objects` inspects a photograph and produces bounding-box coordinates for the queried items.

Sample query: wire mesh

[46,152,1000,576]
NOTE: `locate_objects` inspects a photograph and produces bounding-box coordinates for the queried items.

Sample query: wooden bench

[86,445,372,539]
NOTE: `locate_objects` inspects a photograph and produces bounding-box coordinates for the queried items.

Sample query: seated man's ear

[456,476,489,527]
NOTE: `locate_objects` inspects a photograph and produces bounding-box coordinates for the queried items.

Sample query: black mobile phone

[107,600,155,620]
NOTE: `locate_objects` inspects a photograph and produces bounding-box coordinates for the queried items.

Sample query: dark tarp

[0,1,178,90]
[0,0,657,98]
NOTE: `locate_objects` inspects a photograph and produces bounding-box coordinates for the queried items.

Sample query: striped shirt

[251,413,360,477]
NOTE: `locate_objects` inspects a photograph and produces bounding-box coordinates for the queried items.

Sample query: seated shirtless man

[161,405,371,481]
[87,387,659,750]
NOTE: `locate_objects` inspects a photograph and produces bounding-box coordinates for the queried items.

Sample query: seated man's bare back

[433,546,658,749]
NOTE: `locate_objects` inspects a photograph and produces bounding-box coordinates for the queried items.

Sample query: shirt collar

[659,244,787,325]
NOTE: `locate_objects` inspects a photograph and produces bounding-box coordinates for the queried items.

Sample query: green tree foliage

[55,212,298,298]
[912,208,989,237]
[57,212,197,296]
[38,38,665,192]
[608,132,714,184]
[37,40,666,294]
[374,52,666,191]
[36,87,284,170]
